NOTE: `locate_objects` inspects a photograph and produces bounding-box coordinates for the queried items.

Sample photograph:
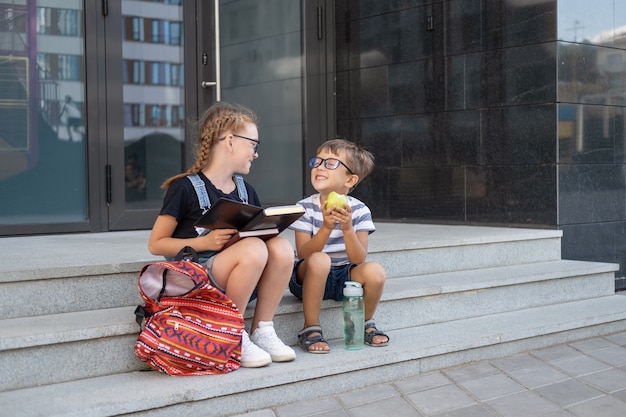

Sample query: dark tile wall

[335,0,626,287]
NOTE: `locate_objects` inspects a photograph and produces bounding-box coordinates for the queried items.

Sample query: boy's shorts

[289,260,356,301]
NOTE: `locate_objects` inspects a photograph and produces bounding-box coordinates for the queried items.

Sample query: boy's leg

[297,252,331,352]
[349,261,388,345]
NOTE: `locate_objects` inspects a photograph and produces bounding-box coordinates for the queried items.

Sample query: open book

[194,198,305,249]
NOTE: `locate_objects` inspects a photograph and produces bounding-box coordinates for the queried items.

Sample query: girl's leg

[249,236,296,362]
[210,237,268,312]
[251,236,294,330]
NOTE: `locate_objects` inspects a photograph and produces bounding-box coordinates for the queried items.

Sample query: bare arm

[148,214,237,257]
[294,202,368,264]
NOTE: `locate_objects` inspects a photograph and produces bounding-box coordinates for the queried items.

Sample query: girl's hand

[204,228,237,251]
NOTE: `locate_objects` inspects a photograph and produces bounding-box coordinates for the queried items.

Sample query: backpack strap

[233,175,248,204]
[188,174,249,214]
[188,174,211,214]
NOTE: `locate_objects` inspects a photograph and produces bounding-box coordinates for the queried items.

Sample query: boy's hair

[162,102,258,188]
[317,139,375,186]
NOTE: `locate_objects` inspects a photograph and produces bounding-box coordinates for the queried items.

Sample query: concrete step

[3,295,626,417]
[0,225,563,319]
[365,223,563,277]
[1,224,620,417]
[1,259,617,392]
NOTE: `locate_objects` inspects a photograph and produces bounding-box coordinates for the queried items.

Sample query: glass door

[0,0,89,234]
[106,0,314,229]
[0,0,332,235]
[199,0,306,206]
[106,0,191,230]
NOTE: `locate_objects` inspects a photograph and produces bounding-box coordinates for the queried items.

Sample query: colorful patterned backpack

[134,247,244,376]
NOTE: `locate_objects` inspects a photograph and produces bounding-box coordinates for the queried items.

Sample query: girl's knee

[237,238,269,266]
[266,236,295,265]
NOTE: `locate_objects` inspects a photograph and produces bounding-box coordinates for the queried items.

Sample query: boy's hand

[322,203,353,231]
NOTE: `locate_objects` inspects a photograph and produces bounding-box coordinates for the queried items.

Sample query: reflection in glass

[219,0,303,205]
[121,0,185,207]
[558,40,626,164]
[557,0,615,45]
[0,1,87,225]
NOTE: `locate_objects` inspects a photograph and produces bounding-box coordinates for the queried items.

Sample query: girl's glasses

[232,134,260,153]
[309,157,354,175]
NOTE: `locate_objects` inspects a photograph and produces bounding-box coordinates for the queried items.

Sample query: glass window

[58,55,81,80]
[131,17,144,41]
[36,8,80,36]
[122,1,185,206]
[169,22,182,45]
[132,61,145,84]
[150,62,159,85]
[57,9,79,36]
[0,2,87,226]
[36,7,51,34]
[151,20,160,43]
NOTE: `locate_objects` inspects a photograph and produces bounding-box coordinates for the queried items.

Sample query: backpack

[133,247,245,376]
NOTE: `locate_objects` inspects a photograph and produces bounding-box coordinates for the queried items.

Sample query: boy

[289,139,389,353]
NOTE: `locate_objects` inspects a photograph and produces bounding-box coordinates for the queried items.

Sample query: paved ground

[236,331,626,417]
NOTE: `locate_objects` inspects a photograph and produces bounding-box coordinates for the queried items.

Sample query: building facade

[2,0,626,288]
[338,0,626,289]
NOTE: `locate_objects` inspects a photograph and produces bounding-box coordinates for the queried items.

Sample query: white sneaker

[250,321,296,362]
[241,330,272,368]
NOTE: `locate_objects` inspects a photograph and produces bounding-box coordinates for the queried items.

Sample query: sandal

[298,325,330,354]
[364,320,389,347]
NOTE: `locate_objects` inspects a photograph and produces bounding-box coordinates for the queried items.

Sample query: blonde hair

[162,102,258,188]
[317,138,375,186]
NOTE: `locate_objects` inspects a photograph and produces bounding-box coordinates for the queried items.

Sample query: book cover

[222,228,280,250]
[241,205,305,233]
[194,198,304,234]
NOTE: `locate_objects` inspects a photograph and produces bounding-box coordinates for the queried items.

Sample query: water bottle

[343,281,364,350]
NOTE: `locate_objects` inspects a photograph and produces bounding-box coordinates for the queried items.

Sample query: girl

[148,102,295,368]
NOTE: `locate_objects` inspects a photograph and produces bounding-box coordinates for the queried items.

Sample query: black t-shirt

[159,172,261,239]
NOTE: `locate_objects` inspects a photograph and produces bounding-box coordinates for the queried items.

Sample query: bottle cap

[343,281,363,296]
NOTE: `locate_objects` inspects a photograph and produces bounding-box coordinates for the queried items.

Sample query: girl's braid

[161,102,257,189]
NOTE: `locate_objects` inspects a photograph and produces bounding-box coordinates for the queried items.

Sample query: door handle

[201,0,221,100]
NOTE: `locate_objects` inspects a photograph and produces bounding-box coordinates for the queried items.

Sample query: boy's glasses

[232,134,260,153]
[309,157,354,175]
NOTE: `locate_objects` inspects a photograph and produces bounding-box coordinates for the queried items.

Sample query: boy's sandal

[298,325,330,354]
[364,321,389,347]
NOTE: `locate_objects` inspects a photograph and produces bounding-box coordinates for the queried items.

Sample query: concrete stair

[1,224,626,416]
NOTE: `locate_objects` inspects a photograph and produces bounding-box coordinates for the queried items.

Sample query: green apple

[325,191,347,210]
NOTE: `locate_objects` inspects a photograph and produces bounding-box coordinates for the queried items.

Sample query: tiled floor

[236,332,626,417]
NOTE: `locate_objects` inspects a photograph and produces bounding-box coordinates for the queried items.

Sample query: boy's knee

[306,252,332,271]
[361,262,386,283]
